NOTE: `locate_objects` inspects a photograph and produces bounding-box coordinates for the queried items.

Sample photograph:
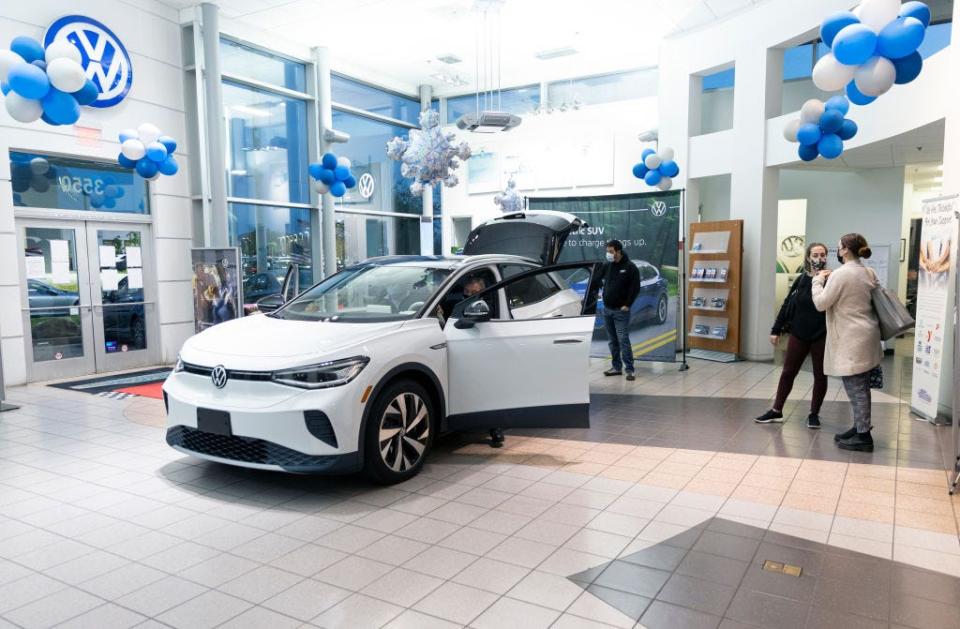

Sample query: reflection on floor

[0,356,956,629]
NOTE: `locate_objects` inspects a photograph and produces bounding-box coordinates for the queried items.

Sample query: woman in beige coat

[811,233,882,452]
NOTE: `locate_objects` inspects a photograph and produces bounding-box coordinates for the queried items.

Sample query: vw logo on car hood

[649,201,667,217]
[44,15,133,108]
[211,365,228,389]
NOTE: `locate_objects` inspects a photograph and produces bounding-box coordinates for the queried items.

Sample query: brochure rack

[687,220,743,361]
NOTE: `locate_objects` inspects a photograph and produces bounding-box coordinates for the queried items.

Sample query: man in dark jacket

[601,240,641,381]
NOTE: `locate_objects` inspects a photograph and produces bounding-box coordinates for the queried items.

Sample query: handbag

[869,364,883,389]
[776,275,803,333]
[871,283,915,340]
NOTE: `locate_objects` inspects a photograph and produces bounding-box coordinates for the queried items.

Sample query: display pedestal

[687,348,739,363]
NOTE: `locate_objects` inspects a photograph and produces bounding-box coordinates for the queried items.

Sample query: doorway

[17,218,159,382]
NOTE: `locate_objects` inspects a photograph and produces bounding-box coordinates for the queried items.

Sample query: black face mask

[837,250,845,264]
[811,259,826,271]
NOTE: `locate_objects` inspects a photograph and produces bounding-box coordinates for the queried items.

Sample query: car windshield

[275,264,452,322]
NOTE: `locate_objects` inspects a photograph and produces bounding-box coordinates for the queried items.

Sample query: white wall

[0,0,193,384]
[695,174,731,223]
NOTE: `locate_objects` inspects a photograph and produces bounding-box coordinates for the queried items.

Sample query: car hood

[180,314,403,368]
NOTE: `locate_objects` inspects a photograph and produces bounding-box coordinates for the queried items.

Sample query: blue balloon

[821,11,861,48]
[798,143,819,162]
[118,153,137,169]
[158,135,177,154]
[135,159,158,179]
[8,62,50,99]
[833,24,878,66]
[73,79,99,106]
[846,81,877,106]
[819,109,844,134]
[893,51,923,84]
[118,130,136,143]
[158,155,179,176]
[0,82,9,96]
[877,17,926,59]
[818,133,843,159]
[334,165,351,181]
[321,152,338,170]
[10,36,45,63]
[632,163,648,179]
[660,160,680,178]
[90,194,104,209]
[145,141,168,163]
[330,181,347,197]
[308,163,324,179]
[319,168,336,185]
[40,112,62,126]
[640,148,655,161]
[644,170,662,186]
[824,95,850,115]
[41,88,80,125]
[838,118,858,140]
[344,175,357,189]
[900,1,931,27]
[31,60,46,71]
[797,123,822,146]
[104,197,117,209]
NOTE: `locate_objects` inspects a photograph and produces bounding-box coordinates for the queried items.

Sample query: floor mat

[49,367,171,396]
[115,381,165,400]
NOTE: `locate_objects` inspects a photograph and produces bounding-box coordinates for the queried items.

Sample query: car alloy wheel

[378,392,430,472]
[657,294,668,324]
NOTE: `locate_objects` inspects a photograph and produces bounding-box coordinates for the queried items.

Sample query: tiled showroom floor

[0,357,958,629]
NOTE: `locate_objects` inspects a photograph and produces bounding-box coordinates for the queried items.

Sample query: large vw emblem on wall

[357,173,376,199]
[211,365,228,389]
[44,15,133,108]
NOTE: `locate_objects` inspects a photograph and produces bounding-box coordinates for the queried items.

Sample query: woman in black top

[755,242,828,428]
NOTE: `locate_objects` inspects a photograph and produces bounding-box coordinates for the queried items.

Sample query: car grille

[181,362,272,381]
[166,425,328,468]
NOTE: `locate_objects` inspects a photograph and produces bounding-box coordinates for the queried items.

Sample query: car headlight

[271,356,369,389]
[173,355,184,373]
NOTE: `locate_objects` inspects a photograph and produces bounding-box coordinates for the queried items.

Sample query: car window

[498,263,537,280]
[436,267,499,320]
[505,273,561,310]
[640,264,657,281]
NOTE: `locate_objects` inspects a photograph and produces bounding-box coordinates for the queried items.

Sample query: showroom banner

[191,248,242,333]
[911,195,958,421]
[528,191,682,362]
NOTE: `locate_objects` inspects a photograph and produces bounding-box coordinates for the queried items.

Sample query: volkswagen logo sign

[211,365,228,389]
[649,201,667,217]
[358,173,375,199]
[44,15,133,108]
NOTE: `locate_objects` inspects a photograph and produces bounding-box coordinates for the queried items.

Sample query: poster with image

[528,191,682,363]
[191,248,242,333]
[910,195,958,420]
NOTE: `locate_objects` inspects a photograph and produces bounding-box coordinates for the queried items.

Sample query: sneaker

[754,409,784,424]
[626,373,635,381]
[806,414,821,429]
[834,427,856,442]
[837,431,874,452]
[604,369,623,377]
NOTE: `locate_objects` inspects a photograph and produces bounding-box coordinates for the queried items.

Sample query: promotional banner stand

[951,206,959,495]
[679,188,689,372]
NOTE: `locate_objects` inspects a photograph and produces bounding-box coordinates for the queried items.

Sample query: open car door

[444,262,602,430]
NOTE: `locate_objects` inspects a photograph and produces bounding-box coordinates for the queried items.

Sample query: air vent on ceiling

[436,54,463,65]
[535,47,578,60]
[456,111,522,133]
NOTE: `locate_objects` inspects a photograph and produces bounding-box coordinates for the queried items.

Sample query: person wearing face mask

[601,240,641,381]
[812,233,882,452]
[756,243,829,428]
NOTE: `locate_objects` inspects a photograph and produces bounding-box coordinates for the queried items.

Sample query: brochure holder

[687,220,743,361]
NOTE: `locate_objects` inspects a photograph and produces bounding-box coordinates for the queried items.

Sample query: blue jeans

[604,309,634,373]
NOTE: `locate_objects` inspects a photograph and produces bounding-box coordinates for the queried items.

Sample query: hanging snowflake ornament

[493,176,524,213]
[386,110,472,195]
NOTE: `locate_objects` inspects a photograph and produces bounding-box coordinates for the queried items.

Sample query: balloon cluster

[117,124,179,180]
[387,110,472,195]
[784,96,858,161]
[308,152,356,198]
[90,180,125,210]
[632,147,680,191]
[493,177,524,213]
[813,0,930,104]
[11,156,57,194]
[0,36,99,125]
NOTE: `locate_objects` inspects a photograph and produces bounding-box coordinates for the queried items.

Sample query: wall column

[419,84,434,256]
[199,2,228,247]
[313,47,337,277]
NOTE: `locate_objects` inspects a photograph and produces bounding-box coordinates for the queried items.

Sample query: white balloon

[854,55,896,96]
[29,157,49,175]
[4,92,42,123]
[121,138,146,161]
[658,147,675,162]
[811,53,856,92]
[46,58,86,93]
[336,156,352,169]
[314,181,330,194]
[857,0,901,32]
[137,123,162,145]
[644,153,662,169]
[0,49,23,83]
[119,128,138,141]
[783,119,801,143]
[44,40,81,64]
[657,177,673,191]
[800,99,825,124]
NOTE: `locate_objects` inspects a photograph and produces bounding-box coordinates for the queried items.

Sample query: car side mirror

[256,293,285,314]
[454,299,491,329]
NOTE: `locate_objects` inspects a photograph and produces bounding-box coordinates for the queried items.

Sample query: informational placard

[25,256,45,279]
[50,239,69,262]
[127,267,143,290]
[126,246,142,267]
[911,195,958,421]
[99,246,116,268]
[100,268,120,291]
[192,248,241,333]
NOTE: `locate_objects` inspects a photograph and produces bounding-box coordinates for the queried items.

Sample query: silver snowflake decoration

[493,176,524,213]
[386,110,472,195]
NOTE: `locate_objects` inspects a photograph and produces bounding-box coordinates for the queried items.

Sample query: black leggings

[773,335,827,414]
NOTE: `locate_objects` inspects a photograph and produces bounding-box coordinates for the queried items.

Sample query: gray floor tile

[4,587,103,628]
[640,600,723,629]
[593,560,670,598]
[657,573,737,616]
[585,584,652,621]
[155,590,251,629]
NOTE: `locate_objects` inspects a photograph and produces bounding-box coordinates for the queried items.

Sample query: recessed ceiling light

[535,46,578,60]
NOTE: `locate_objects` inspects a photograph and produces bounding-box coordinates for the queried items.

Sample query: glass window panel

[918,21,952,58]
[547,69,658,107]
[220,38,306,92]
[223,81,309,204]
[24,227,84,362]
[446,85,540,124]
[703,68,735,91]
[336,213,420,270]
[11,151,150,214]
[228,203,313,310]
[96,229,147,353]
[331,74,420,124]
[700,67,734,134]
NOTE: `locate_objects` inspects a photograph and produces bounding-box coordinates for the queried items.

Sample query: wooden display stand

[686,220,743,361]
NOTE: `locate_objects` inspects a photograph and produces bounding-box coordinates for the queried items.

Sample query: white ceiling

[794,119,945,171]
[165,0,774,95]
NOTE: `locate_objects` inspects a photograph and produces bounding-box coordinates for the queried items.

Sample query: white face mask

[605,252,615,262]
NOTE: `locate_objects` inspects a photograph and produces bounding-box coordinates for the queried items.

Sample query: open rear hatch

[461,210,585,265]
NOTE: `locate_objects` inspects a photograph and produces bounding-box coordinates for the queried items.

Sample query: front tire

[656,293,668,325]
[363,379,434,484]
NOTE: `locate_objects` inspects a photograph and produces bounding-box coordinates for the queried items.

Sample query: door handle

[553,338,582,344]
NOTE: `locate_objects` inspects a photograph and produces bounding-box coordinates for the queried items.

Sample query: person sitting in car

[436,275,488,323]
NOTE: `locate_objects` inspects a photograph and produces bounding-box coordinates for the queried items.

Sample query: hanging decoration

[387,110,472,195]
[0,35,99,125]
[10,156,57,194]
[783,96,858,161]
[116,124,179,180]
[811,0,930,103]
[493,176,524,213]
[308,152,357,198]
[632,147,680,191]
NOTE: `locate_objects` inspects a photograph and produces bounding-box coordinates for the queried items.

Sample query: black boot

[489,428,504,448]
[806,414,821,429]
[834,427,857,442]
[838,431,873,452]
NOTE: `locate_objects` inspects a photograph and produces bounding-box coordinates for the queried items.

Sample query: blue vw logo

[44,15,133,108]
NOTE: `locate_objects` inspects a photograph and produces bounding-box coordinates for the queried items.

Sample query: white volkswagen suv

[163,211,601,483]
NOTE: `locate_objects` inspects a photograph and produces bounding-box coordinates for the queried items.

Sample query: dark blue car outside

[573,260,669,333]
